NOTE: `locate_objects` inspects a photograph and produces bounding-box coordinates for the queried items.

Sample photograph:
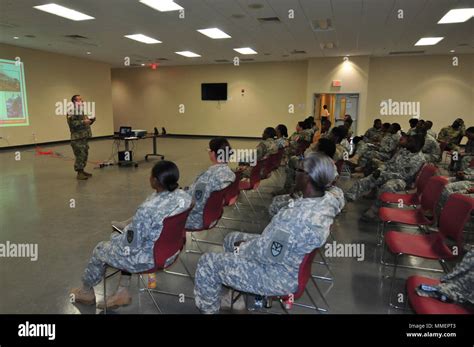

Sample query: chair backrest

[420,176,449,215]
[224,171,242,206]
[335,160,344,174]
[261,155,275,178]
[438,194,474,248]
[293,248,319,299]
[201,187,227,229]
[153,205,193,269]
[249,159,264,188]
[296,141,311,156]
[415,164,439,198]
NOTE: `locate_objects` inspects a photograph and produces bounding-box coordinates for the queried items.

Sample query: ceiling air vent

[311,19,333,31]
[389,50,425,55]
[156,58,169,61]
[240,58,255,62]
[64,34,88,39]
[257,17,280,23]
[291,50,306,54]
[215,59,230,63]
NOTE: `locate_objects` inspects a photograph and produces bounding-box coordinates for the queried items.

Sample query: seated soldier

[452,126,474,172]
[425,120,437,139]
[312,118,331,144]
[356,123,400,169]
[193,153,345,314]
[419,126,441,164]
[330,125,349,162]
[275,124,289,149]
[345,134,426,222]
[69,161,193,308]
[185,137,236,230]
[438,119,465,151]
[287,121,307,156]
[364,118,383,144]
[406,118,419,136]
[416,249,474,308]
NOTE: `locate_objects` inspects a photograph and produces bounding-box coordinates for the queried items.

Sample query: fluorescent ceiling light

[234,47,258,55]
[175,51,201,58]
[438,8,474,24]
[197,28,231,39]
[414,37,444,46]
[139,0,183,12]
[124,34,161,44]
[33,3,94,21]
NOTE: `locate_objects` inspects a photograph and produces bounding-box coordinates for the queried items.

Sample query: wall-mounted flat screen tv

[201,83,227,101]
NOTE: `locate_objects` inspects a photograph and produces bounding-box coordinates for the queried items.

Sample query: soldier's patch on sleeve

[265,229,291,263]
[194,182,207,201]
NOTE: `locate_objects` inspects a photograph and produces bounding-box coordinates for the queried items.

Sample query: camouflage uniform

[67,113,92,172]
[438,126,464,151]
[358,133,400,167]
[406,128,417,136]
[185,164,235,230]
[364,127,382,143]
[436,249,474,305]
[268,192,303,216]
[422,134,441,163]
[194,186,345,313]
[300,129,313,143]
[334,143,347,162]
[427,129,437,139]
[345,148,425,202]
[435,181,473,225]
[275,137,288,149]
[257,138,278,160]
[455,139,474,171]
[82,190,192,287]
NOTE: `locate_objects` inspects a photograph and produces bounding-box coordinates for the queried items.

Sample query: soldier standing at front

[193,153,345,314]
[67,95,95,180]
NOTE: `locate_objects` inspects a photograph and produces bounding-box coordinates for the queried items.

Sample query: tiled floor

[0,137,457,314]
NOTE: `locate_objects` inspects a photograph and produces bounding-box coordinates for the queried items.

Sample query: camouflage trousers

[437,249,474,305]
[194,232,297,313]
[359,150,391,168]
[71,138,89,172]
[82,233,153,288]
[284,156,302,190]
[436,181,474,230]
[345,175,407,208]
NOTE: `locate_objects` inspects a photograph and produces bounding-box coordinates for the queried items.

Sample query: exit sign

[332,80,342,87]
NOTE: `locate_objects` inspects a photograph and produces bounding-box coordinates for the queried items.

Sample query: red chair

[224,170,242,207]
[335,160,344,175]
[238,159,266,212]
[379,164,439,206]
[231,248,329,313]
[378,176,449,246]
[406,276,474,314]
[185,186,228,253]
[382,194,474,308]
[102,205,193,313]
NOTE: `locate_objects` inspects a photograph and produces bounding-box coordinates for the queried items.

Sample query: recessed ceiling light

[139,0,183,12]
[438,8,474,24]
[13,36,19,39]
[197,28,231,39]
[450,49,455,53]
[33,3,94,21]
[414,37,444,46]
[175,51,201,58]
[141,63,146,66]
[86,51,91,55]
[234,47,258,55]
[124,34,161,44]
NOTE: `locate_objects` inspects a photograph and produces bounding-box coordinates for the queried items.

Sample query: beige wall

[0,44,114,147]
[305,56,371,132]
[367,54,473,135]
[112,61,308,137]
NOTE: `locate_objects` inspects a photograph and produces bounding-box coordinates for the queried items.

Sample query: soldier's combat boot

[69,287,96,305]
[76,171,88,180]
[83,171,93,177]
[97,287,132,309]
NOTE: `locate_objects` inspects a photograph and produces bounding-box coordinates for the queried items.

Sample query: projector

[132,129,147,138]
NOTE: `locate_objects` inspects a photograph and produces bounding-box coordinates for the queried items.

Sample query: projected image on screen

[0,59,29,127]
